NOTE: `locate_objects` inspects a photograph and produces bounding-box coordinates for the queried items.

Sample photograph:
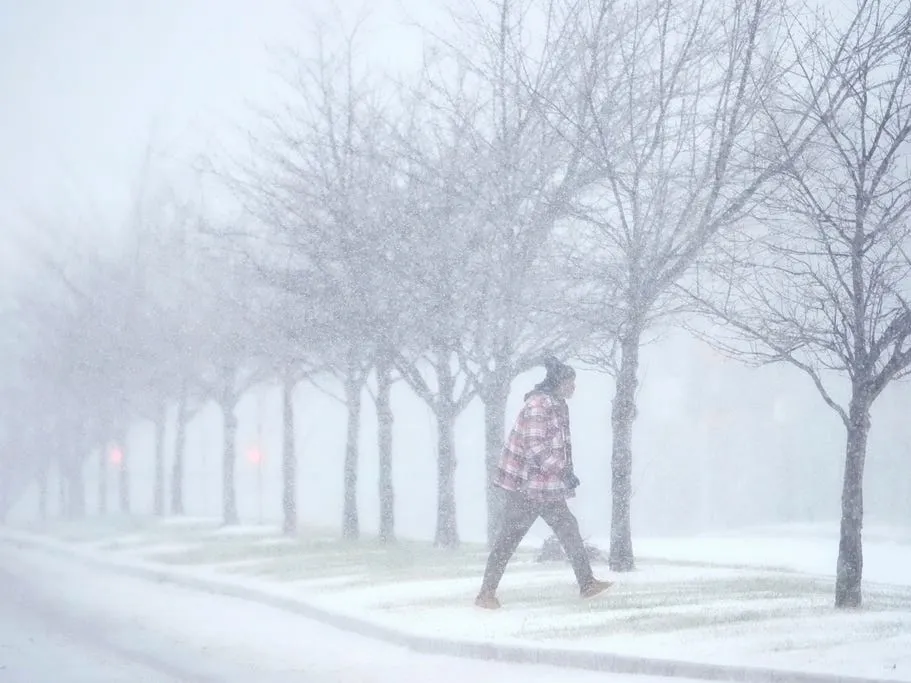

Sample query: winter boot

[474,591,502,610]
[580,578,613,599]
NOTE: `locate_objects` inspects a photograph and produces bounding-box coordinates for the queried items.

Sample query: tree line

[1,0,910,609]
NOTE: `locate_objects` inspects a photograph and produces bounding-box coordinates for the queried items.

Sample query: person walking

[475,357,612,609]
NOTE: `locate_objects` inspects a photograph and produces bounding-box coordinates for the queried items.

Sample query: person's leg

[540,499,611,597]
[477,492,538,605]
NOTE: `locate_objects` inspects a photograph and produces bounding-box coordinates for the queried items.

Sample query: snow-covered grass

[12,518,911,681]
[621,521,911,587]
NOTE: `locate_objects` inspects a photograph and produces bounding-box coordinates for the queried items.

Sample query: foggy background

[2,0,910,544]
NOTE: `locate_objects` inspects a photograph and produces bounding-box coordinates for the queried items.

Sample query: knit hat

[525,355,576,400]
[543,355,575,384]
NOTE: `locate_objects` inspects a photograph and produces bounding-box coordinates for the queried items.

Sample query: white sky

[3,0,911,538]
[0,0,435,269]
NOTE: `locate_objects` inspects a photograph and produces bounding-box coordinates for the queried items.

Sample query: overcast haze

[2,1,911,679]
[2,0,911,541]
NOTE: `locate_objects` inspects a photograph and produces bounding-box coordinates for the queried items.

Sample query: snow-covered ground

[0,544,697,683]
[7,519,911,681]
[624,522,911,586]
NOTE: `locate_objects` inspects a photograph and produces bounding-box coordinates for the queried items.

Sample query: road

[0,543,699,683]
[0,554,207,683]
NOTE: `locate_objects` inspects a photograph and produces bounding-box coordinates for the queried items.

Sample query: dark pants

[480,490,594,593]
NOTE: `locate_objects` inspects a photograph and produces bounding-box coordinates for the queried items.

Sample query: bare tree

[0,303,39,519]
[9,236,151,517]
[543,0,892,571]
[3,150,209,522]
[240,265,331,537]
[188,239,272,526]
[371,352,396,542]
[280,370,298,536]
[689,3,911,607]
[127,192,199,518]
[228,12,417,540]
[170,380,190,515]
[408,0,607,545]
[144,214,212,518]
[380,69,501,548]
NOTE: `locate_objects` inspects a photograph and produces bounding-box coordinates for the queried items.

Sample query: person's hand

[565,471,581,489]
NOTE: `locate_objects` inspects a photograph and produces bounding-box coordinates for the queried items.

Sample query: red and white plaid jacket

[494,391,574,502]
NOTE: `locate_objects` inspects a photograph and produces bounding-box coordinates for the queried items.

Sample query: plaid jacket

[494,391,574,502]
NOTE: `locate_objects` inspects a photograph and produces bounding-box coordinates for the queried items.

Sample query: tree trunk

[98,447,108,515]
[342,374,362,540]
[0,473,7,525]
[153,401,167,516]
[58,461,68,516]
[222,401,239,526]
[38,462,49,521]
[118,441,130,515]
[376,355,395,543]
[483,376,510,547]
[281,373,297,536]
[610,328,641,571]
[170,387,188,515]
[67,457,85,518]
[427,347,460,549]
[434,401,459,549]
[0,463,7,524]
[835,393,870,608]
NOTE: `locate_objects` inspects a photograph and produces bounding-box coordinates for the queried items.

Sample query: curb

[0,531,900,683]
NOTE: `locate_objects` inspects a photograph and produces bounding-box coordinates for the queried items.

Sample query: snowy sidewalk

[3,518,910,682]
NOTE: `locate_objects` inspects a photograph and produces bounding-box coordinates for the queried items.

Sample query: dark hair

[525,356,576,400]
